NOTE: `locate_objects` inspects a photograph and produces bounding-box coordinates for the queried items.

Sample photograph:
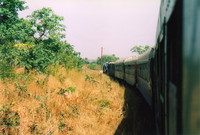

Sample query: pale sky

[19,0,161,59]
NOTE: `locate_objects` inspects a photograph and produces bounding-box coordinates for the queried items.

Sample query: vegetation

[85,54,119,71]
[96,54,119,65]
[0,2,125,134]
[87,63,101,70]
[0,67,124,134]
[0,1,83,78]
[0,103,20,134]
[130,45,150,55]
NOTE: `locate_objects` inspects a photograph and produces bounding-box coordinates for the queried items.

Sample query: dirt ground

[114,83,155,135]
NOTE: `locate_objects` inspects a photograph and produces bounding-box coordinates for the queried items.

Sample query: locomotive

[103,0,200,134]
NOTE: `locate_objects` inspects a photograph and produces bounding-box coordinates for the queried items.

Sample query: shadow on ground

[114,83,155,135]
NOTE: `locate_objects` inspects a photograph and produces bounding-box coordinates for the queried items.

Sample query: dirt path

[114,84,155,135]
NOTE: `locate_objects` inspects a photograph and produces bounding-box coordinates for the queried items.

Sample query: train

[103,0,200,134]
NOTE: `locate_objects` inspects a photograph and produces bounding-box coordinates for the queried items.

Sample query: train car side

[107,62,115,76]
[114,59,125,80]
[124,56,138,86]
[136,48,154,106]
[153,0,200,134]
[104,0,200,134]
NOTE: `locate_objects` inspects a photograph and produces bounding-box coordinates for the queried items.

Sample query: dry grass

[0,67,125,135]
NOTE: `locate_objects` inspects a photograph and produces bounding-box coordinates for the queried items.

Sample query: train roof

[136,48,155,64]
[108,62,115,64]
[114,58,126,65]
[124,56,138,65]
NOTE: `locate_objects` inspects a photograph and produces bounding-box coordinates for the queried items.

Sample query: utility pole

[101,47,103,68]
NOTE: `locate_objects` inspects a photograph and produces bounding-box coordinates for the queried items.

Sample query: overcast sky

[19,0,161,59]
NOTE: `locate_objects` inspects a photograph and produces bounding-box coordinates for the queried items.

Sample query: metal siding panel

[125,73,136,86]
[183,0,200,134]
[137,77,152,106]
[114,71,124,80]
[125,68,135,75]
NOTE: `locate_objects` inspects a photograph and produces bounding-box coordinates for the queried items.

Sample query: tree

[0,19,35,44]
[0,0,27,44]
[27,8,66,44]
[13,8,80,72]
[0,5,84,74]
[0,0,27,24]
[130,45,150,55]
[96,54,119,65]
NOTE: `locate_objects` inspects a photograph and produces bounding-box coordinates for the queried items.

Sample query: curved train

[103,0,200,134]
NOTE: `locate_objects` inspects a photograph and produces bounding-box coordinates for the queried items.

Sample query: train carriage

[136,48,154,106]
[114,59,125,80]
[124,56,138,86]
[104,0,200,134]
[107,62,115,76]
[153,0,200,134]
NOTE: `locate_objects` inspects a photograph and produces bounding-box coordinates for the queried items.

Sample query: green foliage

[66,87,76,93]
[87,64,101,70]
[0,0,27,24]
[72,105,79,115]
[57,87,76,95]
[98,99,111,108]
[0,19,34,44]
[27,8,65,44]
[0,4,84,78]
[58,121,73,132]
[0,44,18,66]
[85,74,98,83]
[0,0,27,44]
[82,58,90,64]
[36,75,49,88]
[0,62,15,80]
[22,44,55,72]
[14,82,27,96]
[58,121,66,131]
[55,41,84,69]
[0,44,17,80]
[96,54,119,65]
[0,103,20,133]
[130,45,150,55]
